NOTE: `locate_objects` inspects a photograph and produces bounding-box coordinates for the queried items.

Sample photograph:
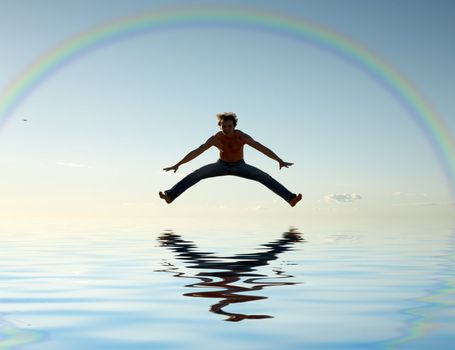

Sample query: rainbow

[0,316,47,349]
[0,5,454,194]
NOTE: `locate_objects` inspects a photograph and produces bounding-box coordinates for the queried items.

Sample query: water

[1,220,454,349]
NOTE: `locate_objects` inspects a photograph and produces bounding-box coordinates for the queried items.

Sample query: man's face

[220,120,235,136]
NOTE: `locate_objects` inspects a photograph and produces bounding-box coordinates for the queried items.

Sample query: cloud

[325,193,362,203]
[392,192,427,198]
[392,201,439,207]
[392,192,438,207]
[160,170,188,178]
[253,205,269,211]
[56,162,89,168]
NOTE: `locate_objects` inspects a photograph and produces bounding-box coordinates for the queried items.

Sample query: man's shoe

[289,193,302,207]
[159,191,173,204]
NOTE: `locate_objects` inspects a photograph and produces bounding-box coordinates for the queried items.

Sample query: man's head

[217,112,238,128]
[217,112,238,136]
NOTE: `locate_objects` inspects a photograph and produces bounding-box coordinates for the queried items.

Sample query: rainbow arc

[0,6,454,194]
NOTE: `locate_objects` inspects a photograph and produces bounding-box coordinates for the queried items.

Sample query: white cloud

[159,170,188,178]
[391,192,438,207]
[392,202,439,207]
[325,193,362,203]
[56,162,89,168]
[392,192,428,198]
[253,205,269,211]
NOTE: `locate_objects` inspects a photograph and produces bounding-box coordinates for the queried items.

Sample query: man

[159,112,302,207]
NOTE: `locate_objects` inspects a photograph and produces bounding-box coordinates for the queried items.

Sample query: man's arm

[242,132,293,169]
[163,136,215,173]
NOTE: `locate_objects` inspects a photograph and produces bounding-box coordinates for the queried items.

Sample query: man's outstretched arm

[243,133,293,169]
[163,136,215,173]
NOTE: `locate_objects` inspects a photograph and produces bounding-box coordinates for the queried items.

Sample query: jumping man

[159,112,302,207]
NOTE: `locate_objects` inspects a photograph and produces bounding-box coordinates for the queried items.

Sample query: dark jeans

[165,159,295,202]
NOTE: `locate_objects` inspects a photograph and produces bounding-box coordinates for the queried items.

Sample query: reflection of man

[157,228,304,322]
[159,112,302,206]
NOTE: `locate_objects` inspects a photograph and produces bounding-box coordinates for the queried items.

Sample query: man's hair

[216,112,238,127]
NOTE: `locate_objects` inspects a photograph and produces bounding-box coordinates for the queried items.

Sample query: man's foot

[288,193,302,207]
[159,191,173,204]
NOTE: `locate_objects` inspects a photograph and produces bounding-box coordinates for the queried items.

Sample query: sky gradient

[0,0,454,224]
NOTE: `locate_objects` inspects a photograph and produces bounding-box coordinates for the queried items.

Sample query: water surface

[0,221,453,349]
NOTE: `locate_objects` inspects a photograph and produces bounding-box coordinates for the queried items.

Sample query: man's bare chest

[215,137,244,152]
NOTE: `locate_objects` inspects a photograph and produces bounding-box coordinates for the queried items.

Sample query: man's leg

[231,161,302,206]
[160,161,227,203]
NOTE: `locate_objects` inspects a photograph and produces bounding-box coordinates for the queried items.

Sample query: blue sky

[0,0,454,224]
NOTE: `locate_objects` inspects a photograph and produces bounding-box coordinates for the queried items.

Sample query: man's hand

[163,164,179,173]
[279,160,294,170]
